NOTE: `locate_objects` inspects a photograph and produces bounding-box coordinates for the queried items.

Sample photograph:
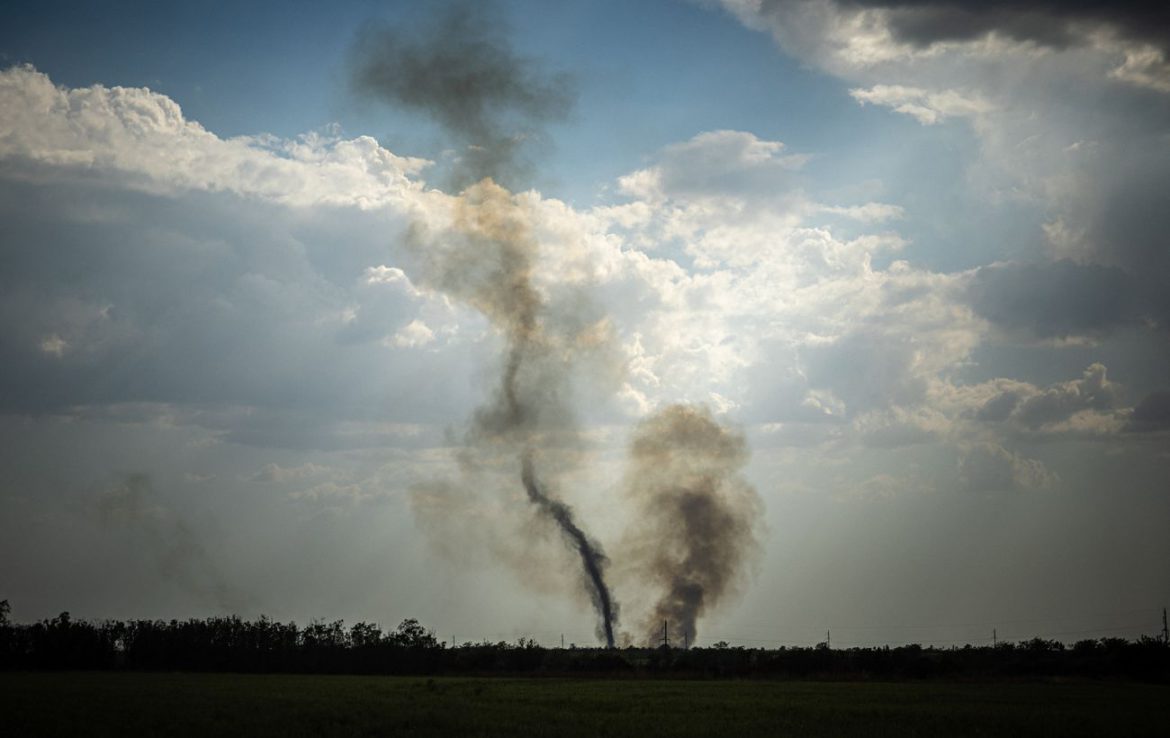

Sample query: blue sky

[2,0,1168,648]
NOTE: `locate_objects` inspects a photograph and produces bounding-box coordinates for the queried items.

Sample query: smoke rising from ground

[404,179,621,645]
[620,405,762,646]
[521,452,616,647]
[96,473,249,613]
[353,3,619,645]
[350,0,574,189]
[352,3,763,648]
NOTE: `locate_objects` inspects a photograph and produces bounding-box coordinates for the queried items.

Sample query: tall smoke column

[622,405,762,646]
[351,0,619,645]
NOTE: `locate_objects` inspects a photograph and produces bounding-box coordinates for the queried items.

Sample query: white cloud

[0,65,431,209]
[712,0,1170,285]
[390,319,436,348]
[850,84,991,125]
[0,65,1154,492]
[39,334,67,357]
[816,202,905,222]
[617,129,808,205]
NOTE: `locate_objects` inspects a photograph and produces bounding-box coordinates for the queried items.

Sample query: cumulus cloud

[0,65,481,444]
[390,319,437,348]
[0,65,1156,508]
[957,441,1057,493]
[1003,364,1121,430]
[715,0,1170,287]
[0,65,430,208]
[617,129,809,204]
[712,0,1170,450]
[850,84,991,124]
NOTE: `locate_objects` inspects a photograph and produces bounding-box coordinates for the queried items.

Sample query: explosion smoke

[621,405,762,646]
[352,1,619,645]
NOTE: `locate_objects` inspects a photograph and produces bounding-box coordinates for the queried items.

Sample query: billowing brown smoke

[621,405,762,646]
[352,2,620,645]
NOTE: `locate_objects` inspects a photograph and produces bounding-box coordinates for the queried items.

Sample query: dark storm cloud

[838,1,1170,52]
[967,260,1144,340]
[1126,389,1170,432]
[350,0,575,188]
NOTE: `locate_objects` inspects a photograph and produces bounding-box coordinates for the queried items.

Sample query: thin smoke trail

[521,451,616,648]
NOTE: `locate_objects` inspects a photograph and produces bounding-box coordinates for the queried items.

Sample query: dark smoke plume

[521,452,616,647]
[621,405,762,646]
[97,473,250,613]
[352,2,618,645]
[404,180,620,646]
[350,0,574,189]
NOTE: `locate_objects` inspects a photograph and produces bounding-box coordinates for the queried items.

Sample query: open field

[3,672,1168,737]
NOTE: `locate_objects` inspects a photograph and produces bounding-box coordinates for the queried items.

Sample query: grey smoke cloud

[350,0,575,188]
[621,405,762,646]
[96,473,249,613]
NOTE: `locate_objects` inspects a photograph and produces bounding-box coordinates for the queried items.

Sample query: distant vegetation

[1,602,1166,680]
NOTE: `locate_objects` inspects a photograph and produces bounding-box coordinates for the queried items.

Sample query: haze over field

[1,0,1168,648]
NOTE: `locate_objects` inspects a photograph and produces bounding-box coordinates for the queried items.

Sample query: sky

[1,0,1168,648]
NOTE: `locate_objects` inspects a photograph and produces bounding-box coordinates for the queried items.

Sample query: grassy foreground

[3,672,1168,737]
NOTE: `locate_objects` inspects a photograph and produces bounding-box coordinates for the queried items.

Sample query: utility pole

[1161,608,1168,646]
[661,620,670,649]
[993,629,997,648]
[561,633,564,649]
[684,628,688,650]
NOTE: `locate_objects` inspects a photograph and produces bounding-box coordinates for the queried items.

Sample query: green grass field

[3,672,1167,736]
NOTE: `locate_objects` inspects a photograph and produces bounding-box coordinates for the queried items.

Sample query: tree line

[1,602,1166,680]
